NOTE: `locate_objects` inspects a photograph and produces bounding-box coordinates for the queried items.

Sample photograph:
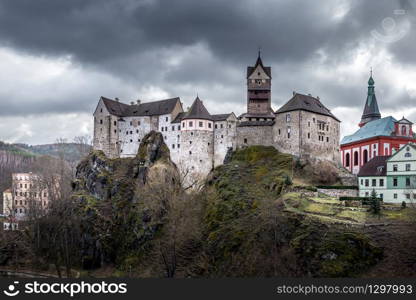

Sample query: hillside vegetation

[71,137,391,278]
[2,133,415,278]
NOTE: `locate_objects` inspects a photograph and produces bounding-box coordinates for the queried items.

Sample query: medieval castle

[93,54,341,181]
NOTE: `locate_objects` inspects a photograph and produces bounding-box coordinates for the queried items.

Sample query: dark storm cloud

[0,0,414,119]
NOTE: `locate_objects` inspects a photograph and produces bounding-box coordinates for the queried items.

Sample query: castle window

[393,164,398,171]
[130,131,133,134]
[221,124,224,128]
[308,133,310,139]
[136,130,139,133]
[326,125,329,131]
[244,138,247,144]
[308,122,310,127]
[221,135,223,138]
[394,193,397,199]
[189,121,193,127]
[100,108,103,113]
[138,121,141,126]
[130,121,132,126]
[208,123,212,129]
[379,179,384,186]
[182,122,185,127]
[215,124,218,129]
[191,132,194,136]
[286,114,291,122]
[166,117,169,122]
[326,137,329,142]
[278,129,281,135]
[229,125,231,128]
[161,127,164,132]
[138,139,140,142]
[172,144,175,149]
[100,119,103,124]
[130,139,133,143]
[189,151,192,155]
[372,179,376,187]
[126,131,129,135]
[353,152,359,166]
[178,126,181,130]
[164,136,167,140]
[199,121,203,127]
[208,142,210,146]
[365,179,369,187]
[406,177,411,186]
[401,125,407,136]
[178,144,180,148]
[165,126,168,131]
[172,126,175,131]
[393,177,398,186]
[114,121,117,126]
[190,141,192,144]
[406,164,411,171]
[114,130,117,133]
[313,118,315,123]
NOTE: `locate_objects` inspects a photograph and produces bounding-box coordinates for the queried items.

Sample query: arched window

[401,125,407,136]
[345,153,350,167]
[363,149,368,164]
[354,151,359,166]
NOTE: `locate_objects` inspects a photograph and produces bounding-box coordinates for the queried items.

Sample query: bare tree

[137,166,203,277]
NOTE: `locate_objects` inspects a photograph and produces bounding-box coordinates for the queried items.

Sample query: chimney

[130,101,135,105]
[293,91,296,96]
[137,99,141,105]
[307,93,312,96]
[115,97,119,102]
[317,96,320,100]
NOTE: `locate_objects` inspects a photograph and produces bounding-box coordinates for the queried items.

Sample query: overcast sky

[0,0,415,145]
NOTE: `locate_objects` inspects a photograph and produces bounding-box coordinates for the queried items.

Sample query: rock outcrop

[73,131,180,269]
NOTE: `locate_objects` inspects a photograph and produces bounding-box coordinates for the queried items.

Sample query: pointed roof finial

[370,66,373,77]
[258,46,261,58]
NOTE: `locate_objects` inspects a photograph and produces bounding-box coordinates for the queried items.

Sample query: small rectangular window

[379,179,384,186]
[393,164,398,172]
[372,179,376,187]
[406,164,411,171]
[393,178,398,186]
[199,121,203,127]
[189,121,193,127]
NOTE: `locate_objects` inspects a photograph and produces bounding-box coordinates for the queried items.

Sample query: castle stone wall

[236,125,274,148]
[274,110,340,162]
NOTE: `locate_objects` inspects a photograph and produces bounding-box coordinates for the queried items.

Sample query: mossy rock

[291,224,383,277]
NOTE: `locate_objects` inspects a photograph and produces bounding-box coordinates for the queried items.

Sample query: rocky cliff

[73,137,383,278]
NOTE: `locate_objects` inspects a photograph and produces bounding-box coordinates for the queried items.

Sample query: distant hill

[14,143,92,164]
[0,141,92,205]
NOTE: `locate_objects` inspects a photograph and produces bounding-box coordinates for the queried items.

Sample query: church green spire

[359,71,381,127]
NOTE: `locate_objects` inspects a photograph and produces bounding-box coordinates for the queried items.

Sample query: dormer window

[401,125,407,136]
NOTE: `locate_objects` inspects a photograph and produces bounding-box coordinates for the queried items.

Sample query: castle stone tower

[179,96,214,185]
[246,52,272,115]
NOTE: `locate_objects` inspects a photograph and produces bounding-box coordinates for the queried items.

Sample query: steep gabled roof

[275,93,340,122]
[101,96,130,116]
[396,117,413,124]
[357,156,389,177]
[211,114,232,121]
[171,112,186,124]
[341,116,397,145]
[247,55,271,78]
[100,96,181,117]
[182,97,212,120]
